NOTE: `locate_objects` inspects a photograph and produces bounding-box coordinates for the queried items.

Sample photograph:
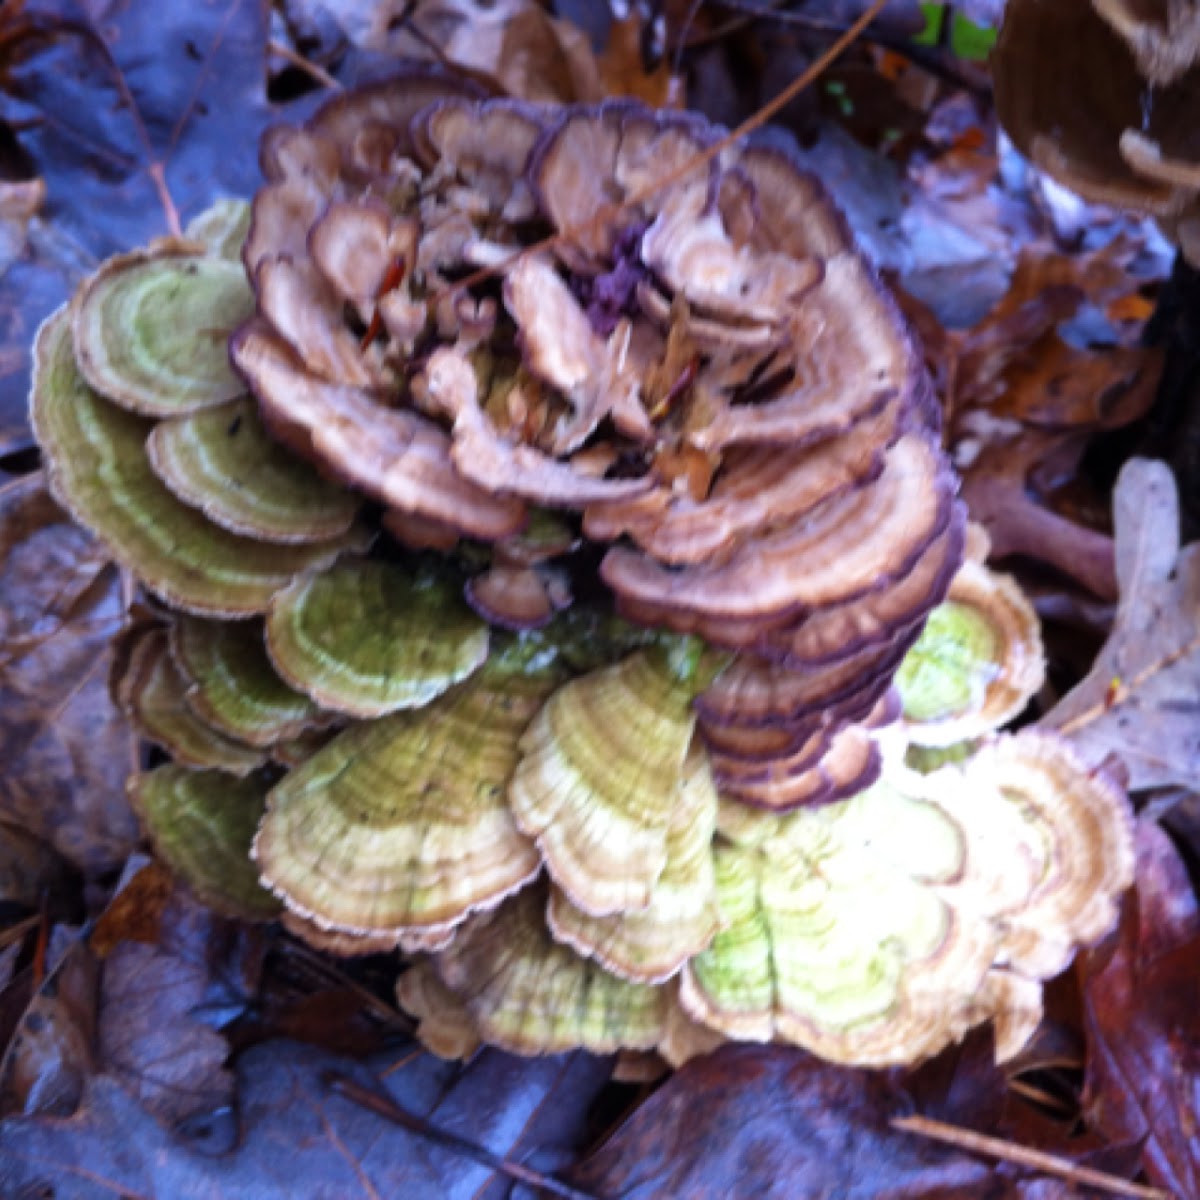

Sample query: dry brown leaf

[0,474,139,874]
[1040,458,1200,790]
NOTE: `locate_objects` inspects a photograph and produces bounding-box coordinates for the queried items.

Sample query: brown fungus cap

[602,434,953,641]
[993,0,1200,264]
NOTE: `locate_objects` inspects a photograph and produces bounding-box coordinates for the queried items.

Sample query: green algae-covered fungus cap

[897,555,1045,746]
[170,614,326,747]
[264,559,489,717]
[72,244,255,416]
[31,308,368,617]
[435,887,669,1056]
[128,765,282,920]
[253,657,559,938]
[146,397,360,544]
[509,644,709,917]
[546,744,722,982]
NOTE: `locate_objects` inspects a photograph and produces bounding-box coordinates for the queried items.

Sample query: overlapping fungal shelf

[29,71,1135,1069]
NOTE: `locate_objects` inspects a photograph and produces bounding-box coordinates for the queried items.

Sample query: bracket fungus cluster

[994,0,1200,263]
[30,70,1135,1069]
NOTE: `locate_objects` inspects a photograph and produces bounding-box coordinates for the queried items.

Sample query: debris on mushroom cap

[896,559,1045,747]
[230,322,527,542]
[418,345,653,506]
[170,615,325,747]
[128,765,282,920]
[253,654,559,938]
[146,397,360,544]
[31,309,368,618]
[264,559,489,718]
[687,257,920,452]
[993,0,1200,258]
[501,256,651,452]
[601,434,953,640]
[1092,0,1200,84]
[111,625,267,775]
[546,745,721,982]
[508,643,715,917]
[396,959,482,1060]
[72,245,255,416]
[584,408,896,566]
[434,886,669,1056]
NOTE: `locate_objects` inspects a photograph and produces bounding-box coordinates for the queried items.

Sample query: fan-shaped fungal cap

[434,887,669,1056]
[1093,0,1200,84]
[949,733,1135,978]
[279,911,411,957]
[265,559,489,718]
[896,559,1045,746]
[230,322,526,542]
[31,309,367,617]
[128,765,281,920]
[253,656,558,937]
[547,746,721,982]
[992,0,1197,223]
[170,615,325,747]
[72,245,255,416]
[762,512,964,668]
[146,397,360,544]
[508,643,712,916]
[601,433,953,639]
[185,198,252,262]
[112,625,267,774]
[395,959,482,1060]
[680,776,999,1064]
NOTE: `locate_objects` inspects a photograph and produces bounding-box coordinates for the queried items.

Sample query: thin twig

[324,1072,598,1200]
[680,0,990,97]
[891,1114,1171,1200]
[267,39,341,92]
[441,0,888,306]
